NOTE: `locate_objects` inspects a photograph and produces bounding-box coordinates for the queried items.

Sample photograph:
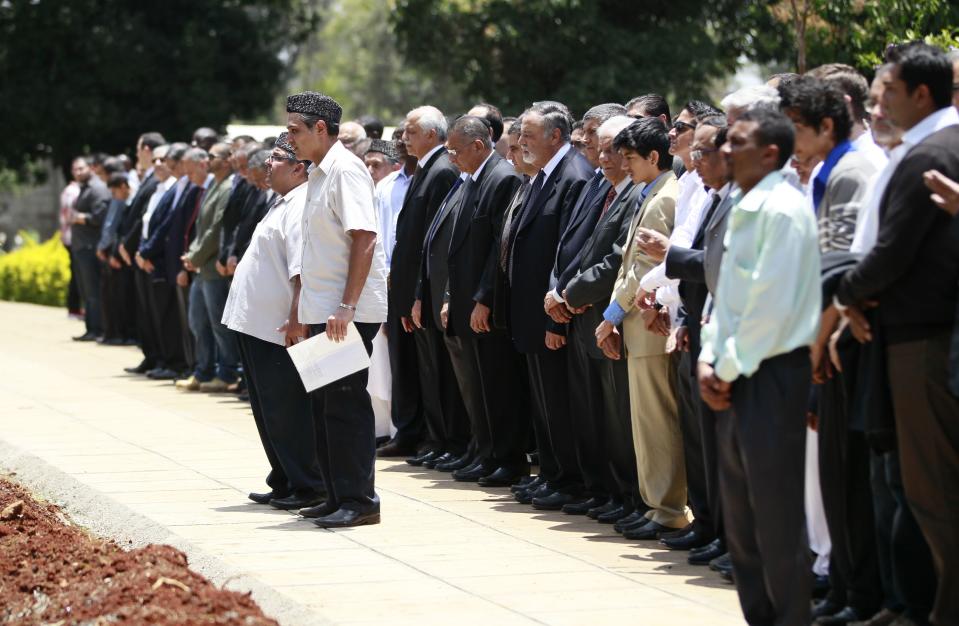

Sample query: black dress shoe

[515,483,552,504]
[623,520,678,540]
[612,509,644,531]
[562,496,607,515]
[147,367,179,380]
[269,492,326,510]
[452,463,493,482]
[100,337,126,346]
[511,475,540,493]
[249,490,289,505]
[688,539,726,565]
[815,606,871,625]
[377,440,417,457]
[618,515,654,535]
[298,501,338,518]
[532,491,577,511]
[435,454,472,472]
[587,498,619,519]
[72,332,98,342]
[660,528,715,551]
[812,599,845,621]
[313,508,381,528]
[710,552,734,581]
[406,449,441,466]
[424,451,455,469]
[478,466,529,487]
[597,505,631,524]
[124,361,154,374]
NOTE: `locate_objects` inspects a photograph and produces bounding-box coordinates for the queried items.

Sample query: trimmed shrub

[0,232,70,306]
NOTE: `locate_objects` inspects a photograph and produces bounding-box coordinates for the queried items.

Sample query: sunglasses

[672,120,696,133]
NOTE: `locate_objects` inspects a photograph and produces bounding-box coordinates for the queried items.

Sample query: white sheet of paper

[286,326,370,392]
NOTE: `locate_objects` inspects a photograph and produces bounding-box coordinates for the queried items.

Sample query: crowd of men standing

[58,42,959,626]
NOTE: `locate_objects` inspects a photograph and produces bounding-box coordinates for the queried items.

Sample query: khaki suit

[610,172,686,527]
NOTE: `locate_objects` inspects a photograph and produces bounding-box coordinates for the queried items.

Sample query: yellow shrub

[0,232,71,306]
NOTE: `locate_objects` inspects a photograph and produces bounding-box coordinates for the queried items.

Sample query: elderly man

[338,120,368,156]
[364,138,401,185]
[380,106,461,461]
[223,133,325,511]
[562,114,642,522]
[284,91,388,528]
[507,101,593,508]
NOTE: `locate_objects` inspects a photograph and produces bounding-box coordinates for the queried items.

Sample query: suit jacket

[229,188,271,262]
[115,171,158,258]
[162,184,201,283]
[417,179,467,330]
[564,181,640,358]
[492,180,530,330]
[610,171,678,357]
[508,146,594,353]
[837,125,959,341]
[390,147,459,317]
[71,178,112,250]
[447,154,521,338]
[137,183,178,280]
[550,171,611,297]
[703,186,736,296]
[219,178,255,266]
[185,174,234,279]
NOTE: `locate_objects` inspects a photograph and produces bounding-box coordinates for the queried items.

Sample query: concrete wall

[0,161,64,250]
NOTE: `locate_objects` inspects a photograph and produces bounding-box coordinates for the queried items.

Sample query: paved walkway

[0,301,743,626]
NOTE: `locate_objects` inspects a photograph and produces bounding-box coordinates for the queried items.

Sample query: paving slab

[0,301,743,625]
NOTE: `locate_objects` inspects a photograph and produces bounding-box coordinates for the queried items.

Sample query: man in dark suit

[836,43,959,626]
[380,105,460,460]
[68,156,112,342]
[544,103,622,513]
[507,101,594,509]
[441,116,528,484]
[562,114,641,522]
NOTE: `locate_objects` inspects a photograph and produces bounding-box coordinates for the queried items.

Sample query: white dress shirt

[141,176,176,239]
[222,182,308,346]
[374,168,411,268]
[297,140,388,325]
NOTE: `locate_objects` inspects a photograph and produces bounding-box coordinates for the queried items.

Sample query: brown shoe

[376,440,417,457]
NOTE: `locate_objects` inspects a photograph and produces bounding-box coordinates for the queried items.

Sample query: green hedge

[0,232,70,306]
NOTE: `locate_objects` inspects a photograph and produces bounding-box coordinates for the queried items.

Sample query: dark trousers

[888,333,959,626]
[99,262,122,340]
[677,350,713,535]
[443,334,486,459]
[526,347,580,493]
[386,307,425,448]
[718,348,811,626]
[566,325,609,498]
[308,322,380,513]
[147,279,186,371]
[598,354,638,505]
[699,400,725,540]
[413,325,466,453]
[475,331,531,471]
[71,247,102,335]
[133,269,161,368]
[175,281,195,371]
[237,332,324,495]
[870,450,936,623]
[65,244,81,312]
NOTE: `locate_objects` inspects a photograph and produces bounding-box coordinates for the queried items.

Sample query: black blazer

[564,182,640,358]
[114,172,158,259]
[551,171,610,300]
[508,146,594,353]
[417,179,467,330]
[390,148,459,317]
[218,179,255,266]
[837,124,959,341]
[447,154,522,338]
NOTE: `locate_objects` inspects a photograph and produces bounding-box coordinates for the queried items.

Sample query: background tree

[0,0,317,185]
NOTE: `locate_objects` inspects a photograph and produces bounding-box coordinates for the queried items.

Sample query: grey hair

[408,106,448,141]
[247,149,272,171]
[583,103,628,126]
[451,115,494,149]
[597,115,636,141]
[507,115,523,137]
[240,142,264,159]
[525,100,574,141]
[166,142,190,162]
[182,147,209,162]
[152,144,171,160]
[721,85,781,113]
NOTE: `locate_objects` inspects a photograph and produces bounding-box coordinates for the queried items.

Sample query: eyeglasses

[689,147,719,161]
[672,120,696,133]
[267,154,296,164]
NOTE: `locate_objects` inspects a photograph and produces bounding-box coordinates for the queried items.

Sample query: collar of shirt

[203,173,215,189]
[313,140,352,178]
[470,151,495,182]
[716,181,733,202]
[541,142,572,180]
[738,170,784,213]
[396,166,412,182]
[640,170,670,203]
[417,144,444,169]
[278,180,308,209]
[812,139,855,212]
[902,106,959,148]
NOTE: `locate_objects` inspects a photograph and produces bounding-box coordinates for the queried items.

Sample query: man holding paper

[284,91,390,528]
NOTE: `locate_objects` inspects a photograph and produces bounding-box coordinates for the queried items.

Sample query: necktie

[599,187,617,221]
[699,192,723,239]
[184,188,206,252]
[582,172,603,211]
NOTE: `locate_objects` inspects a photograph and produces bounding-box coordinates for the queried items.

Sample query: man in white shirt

[367,132,412,269]
[222,135,325,512]
[284,91,388,528]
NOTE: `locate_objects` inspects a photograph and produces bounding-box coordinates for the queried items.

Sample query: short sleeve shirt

[297,140,388,324]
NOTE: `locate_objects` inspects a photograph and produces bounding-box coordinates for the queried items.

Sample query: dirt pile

[0,476,278,625]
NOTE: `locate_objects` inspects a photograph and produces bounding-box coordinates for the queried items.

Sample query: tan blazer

[610,171,678,357]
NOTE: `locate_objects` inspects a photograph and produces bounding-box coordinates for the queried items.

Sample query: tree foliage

[0,0,317,178]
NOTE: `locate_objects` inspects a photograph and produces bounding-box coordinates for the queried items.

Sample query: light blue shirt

[699,170,822,382]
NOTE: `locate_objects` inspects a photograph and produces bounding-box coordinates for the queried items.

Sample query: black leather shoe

[124,361,153,375]
[515,483,553,505]
[147,367,179,380]
[478,466,529,487]
[435,454,472,472]
[313,508,381,528]
[623,520,677,540]
[270,492,326,510]
[612,509,645,531]
[249,490,288,505]
[815,606,871,625]
[618,515,654,535]
[812,599,845,621]
[595,504,629,524]
[562,496,607,515]
[688,539,726,565]
[709,551,732,573]
[511,475,540,493]
[587,498,618,519]
[452,463,493,482]
[298,501,338,518]
[660,528,715,551]
[424,451,455,469]
[377,440,417,457]
[406,449,441,466]
[72,332,98,342]
[532,491,577,511]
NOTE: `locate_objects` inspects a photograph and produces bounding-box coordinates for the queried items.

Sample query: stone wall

[0,161,64,250]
